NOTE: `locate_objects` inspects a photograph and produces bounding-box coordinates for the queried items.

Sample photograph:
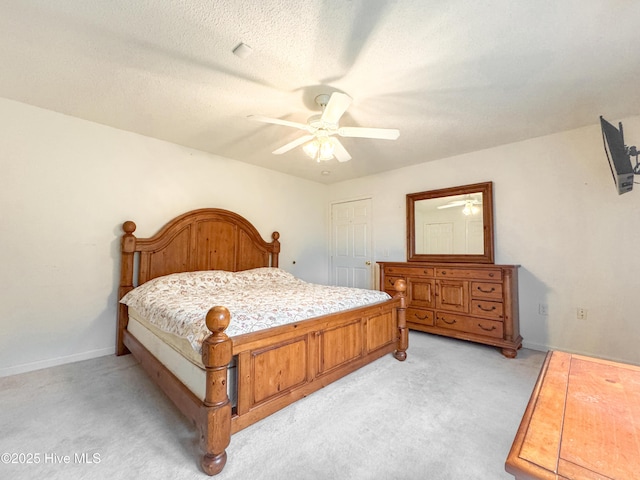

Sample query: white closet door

[331,198,372,288]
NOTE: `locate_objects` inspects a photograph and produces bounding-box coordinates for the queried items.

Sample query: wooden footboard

[123,282,406,475]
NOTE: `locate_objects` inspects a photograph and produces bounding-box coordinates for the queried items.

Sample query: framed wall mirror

[407,181,494,263]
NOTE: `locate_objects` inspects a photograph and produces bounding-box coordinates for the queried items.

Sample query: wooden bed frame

[117,208,407,475]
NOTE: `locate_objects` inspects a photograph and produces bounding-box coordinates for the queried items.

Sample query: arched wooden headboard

[116,208,280,354]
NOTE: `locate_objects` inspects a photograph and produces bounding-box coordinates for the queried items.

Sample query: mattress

[127,309,236,403]
[120,267,391,357]
[128,307,203,366]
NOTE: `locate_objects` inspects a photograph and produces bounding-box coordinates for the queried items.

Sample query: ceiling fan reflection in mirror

[437,195,483,216]
[249,92,400,162]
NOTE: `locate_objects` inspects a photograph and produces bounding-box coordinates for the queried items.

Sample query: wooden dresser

[506,351,640,479]
[378,262,522,357]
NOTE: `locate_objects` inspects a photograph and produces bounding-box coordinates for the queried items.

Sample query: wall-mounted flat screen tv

[600,116,634,195]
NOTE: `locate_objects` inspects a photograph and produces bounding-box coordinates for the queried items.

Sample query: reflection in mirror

[414,192,484,254]
[407,182,494,263]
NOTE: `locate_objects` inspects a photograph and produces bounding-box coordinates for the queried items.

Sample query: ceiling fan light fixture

[303,137,334,162]
[302,139,318,158]
[319,138,335,160]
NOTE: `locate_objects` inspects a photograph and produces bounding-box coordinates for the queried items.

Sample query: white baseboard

[0,347,115,378]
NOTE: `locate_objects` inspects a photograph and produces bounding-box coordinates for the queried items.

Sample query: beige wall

[0,98,329,376]
[329,117,640,366]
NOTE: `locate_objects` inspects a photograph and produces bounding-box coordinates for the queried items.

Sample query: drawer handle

[415,313,429,320]
[477,286,496,293]
[477,324,497,332]
[477,304,497,312]
[440,271,447,275]
[441,317,456,325]
[488,273,494,277]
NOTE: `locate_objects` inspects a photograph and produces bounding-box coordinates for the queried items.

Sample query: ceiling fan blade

[248,115,309,131]
[272,134,315,155]
[321,93,352,124]
[331,138,352,163]
[338,126,400,140]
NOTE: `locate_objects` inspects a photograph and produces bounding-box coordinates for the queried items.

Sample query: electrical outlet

[577,308,587,320]
[538,304,548,316]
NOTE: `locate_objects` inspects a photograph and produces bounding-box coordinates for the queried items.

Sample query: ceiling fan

[248,92,400,162]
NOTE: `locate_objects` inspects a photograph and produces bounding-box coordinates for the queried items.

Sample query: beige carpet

[0,332,546,479]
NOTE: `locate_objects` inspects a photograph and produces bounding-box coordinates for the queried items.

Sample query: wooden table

[505,350,640,479]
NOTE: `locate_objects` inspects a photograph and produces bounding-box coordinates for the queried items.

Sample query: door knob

[365,261,371,265]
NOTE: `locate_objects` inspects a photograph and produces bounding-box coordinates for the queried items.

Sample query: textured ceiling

[2,1,639,184]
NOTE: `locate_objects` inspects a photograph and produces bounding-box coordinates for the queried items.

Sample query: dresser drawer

[385,266,434,277]
[470,300,504,319]
[383,276,404,291]
[436,312,504,338]
[471,281,503,300]
[435,268,502,281]
[407,308,434,326]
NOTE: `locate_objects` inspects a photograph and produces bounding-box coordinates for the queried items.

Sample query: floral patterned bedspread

[120,267,391,355]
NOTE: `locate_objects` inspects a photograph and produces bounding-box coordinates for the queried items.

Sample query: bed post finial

[205,306,231,333]
[393,279,408,361]
[122,220,136,235]
[200,306,232,475]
